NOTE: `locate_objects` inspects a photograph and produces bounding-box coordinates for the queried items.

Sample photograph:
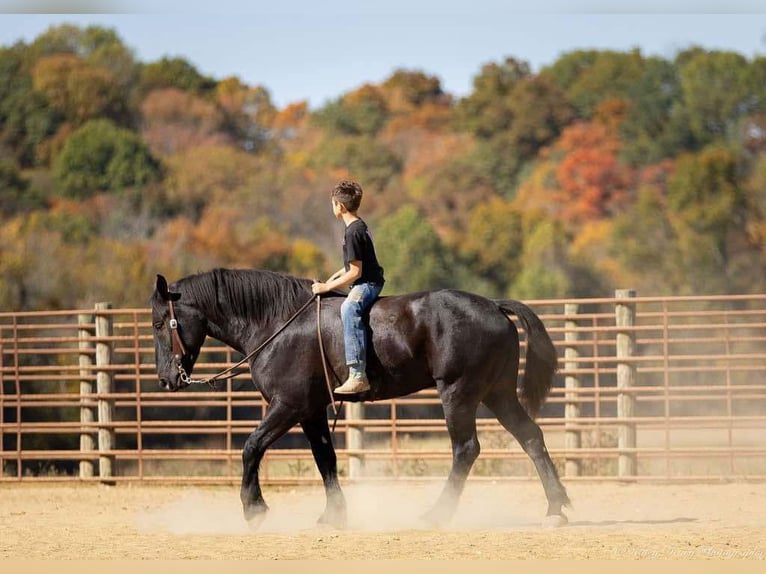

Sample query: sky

[1,1,765,109]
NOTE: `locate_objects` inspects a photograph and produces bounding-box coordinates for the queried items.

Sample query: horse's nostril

[159,378,169,390]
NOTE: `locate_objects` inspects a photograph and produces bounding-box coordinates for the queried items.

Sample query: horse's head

[150,274,208,391]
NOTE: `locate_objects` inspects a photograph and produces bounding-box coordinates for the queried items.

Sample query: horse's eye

[153,321,164,330]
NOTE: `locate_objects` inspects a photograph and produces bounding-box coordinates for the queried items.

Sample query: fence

[1,291,765,484]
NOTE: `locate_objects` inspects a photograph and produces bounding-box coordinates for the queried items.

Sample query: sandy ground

[0,481,764,559]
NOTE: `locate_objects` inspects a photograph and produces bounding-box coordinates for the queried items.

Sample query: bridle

[166,298,199,388]
[163,294,341,419]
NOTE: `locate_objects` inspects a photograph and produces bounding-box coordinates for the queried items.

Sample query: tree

[453,56,530,139]
[676,49,755,144]
[164,144,263,220]
[515,100,634,226]
[619,56,691,164]
[382,69,445,109]
[140,88,229,156]
[466,76,574,198]
[380,69,452,133]
[0,158,29,216]
[611,166,685,294]
[410,156,494,247]
[460,197,524,294]
[313,84,389,137]
[138,56,216,94]
[272,101,309,140]
[52,119,160,199]
[666,146,747,291]
[554,117,633,222]
[0,212,85,310]
[0,46,63,166]
[32,54,127,126]
[375,205,453,294]
[216,78,277,151]
[311,135,402,194]
[541,49,646,118]
[455,64,573,195]
[509,220,572,299]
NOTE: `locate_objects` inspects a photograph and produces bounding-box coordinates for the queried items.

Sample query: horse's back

[365,289,519,384]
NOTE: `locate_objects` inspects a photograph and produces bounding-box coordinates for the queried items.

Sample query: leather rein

[167,295,340,418]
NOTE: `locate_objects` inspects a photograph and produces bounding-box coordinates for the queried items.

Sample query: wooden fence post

[346,402,365,479]
[78,313,96,479]
[0,339,4,478]
[564,303,581,477]
[95,302,115,484]
[615,289,637,478]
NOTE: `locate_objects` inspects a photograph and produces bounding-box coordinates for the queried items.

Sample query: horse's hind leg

[422,379,481,526]
[300,411,347,529]
[240,399,299,527]
[483,387,570,525]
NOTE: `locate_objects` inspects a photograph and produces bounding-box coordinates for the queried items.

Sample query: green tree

[312,136,402,192]
[620,57,692,164]
[509,220,572,299]
[509,218,605,299]
[0,46,62,166]
[313,84,389,137]
[611,182,683,294]
[541,49,645,118]
[375,205,453,293]
[460,197,524,294]
[138,56,217,94]
[676,49,755,143]
[666,146,748,292]
[453,56,530,139]
[52,119,160,199]
[0,158,29,216]
[462,75,574,196]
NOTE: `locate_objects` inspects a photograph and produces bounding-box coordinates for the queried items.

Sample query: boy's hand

[311,282,329,295]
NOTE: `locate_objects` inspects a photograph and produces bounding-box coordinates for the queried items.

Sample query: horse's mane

[175,268,313,324]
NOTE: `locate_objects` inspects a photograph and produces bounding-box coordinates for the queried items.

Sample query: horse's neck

[200,298,300,355]
[204,317,244,355]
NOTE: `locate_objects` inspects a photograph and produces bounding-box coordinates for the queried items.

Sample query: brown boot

[334,371,370,394]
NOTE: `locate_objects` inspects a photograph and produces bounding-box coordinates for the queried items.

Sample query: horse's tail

[494,299,559,418]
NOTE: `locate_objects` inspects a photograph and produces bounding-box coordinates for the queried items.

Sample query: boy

[311,180,385,394]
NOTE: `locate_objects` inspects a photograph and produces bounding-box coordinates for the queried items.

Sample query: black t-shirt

[343,219,385,286]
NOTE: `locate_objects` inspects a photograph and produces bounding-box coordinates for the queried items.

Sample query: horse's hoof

[542,513,568,528]
[317,510,347,530]
[419,508,451,528]
[243,504,268,530]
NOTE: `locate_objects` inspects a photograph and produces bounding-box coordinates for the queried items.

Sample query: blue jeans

[340,282,383,373]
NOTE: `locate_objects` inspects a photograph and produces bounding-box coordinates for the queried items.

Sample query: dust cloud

[134,482,545,535]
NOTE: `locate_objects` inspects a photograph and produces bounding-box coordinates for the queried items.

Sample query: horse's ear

[155,274,181,301]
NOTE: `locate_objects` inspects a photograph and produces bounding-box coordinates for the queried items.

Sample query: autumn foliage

[1,25,765,310]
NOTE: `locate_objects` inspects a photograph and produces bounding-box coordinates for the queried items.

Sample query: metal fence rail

[2,291,765,484]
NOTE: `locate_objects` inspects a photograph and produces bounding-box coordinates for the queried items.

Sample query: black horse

[150,268,570,528]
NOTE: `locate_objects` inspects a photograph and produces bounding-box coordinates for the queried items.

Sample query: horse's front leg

[240,399,298,527]
[301,410,347,529]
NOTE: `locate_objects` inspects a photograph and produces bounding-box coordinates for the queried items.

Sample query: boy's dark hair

[332,180,363,212]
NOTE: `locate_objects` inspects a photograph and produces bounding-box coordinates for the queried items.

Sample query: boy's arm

[312,261,362,294]
[327,267,346,282]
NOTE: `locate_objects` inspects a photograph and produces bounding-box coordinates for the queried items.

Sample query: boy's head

[331,180,363,214]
